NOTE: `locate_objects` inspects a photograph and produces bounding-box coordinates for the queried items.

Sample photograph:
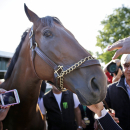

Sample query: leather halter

[29,26,100,91]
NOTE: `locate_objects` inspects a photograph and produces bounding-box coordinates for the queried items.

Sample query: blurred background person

[103,59,123,84]
[39,81,82,130]
[105,54,130,130]
[79,104,95,130]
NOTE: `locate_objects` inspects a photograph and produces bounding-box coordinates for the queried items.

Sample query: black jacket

[105,75,130,130]
[43,90,77,130]
[99,113,122,130]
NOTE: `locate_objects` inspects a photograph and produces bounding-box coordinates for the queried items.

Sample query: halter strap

[34,46,100,70]
[29,26,100,91]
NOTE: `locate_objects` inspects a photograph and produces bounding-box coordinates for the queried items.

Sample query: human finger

[0,89,7,94]
[81,120,86,128]
[0,105,8,109]
[107,41,123,51]
[0,104,11,108]
[117,68,123,76]
[112,49,124,60]
[108,37,129,51]
[113,117,119,123]
[113,73,116,77]
[109,37,130,59]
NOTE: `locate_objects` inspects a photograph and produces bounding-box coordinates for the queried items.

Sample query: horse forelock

[41,16,63,27]
[4,29,29,80]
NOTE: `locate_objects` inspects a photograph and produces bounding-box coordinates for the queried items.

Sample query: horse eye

[43,30,52,37]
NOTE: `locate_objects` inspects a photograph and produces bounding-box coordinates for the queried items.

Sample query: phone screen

[1,91,17,105]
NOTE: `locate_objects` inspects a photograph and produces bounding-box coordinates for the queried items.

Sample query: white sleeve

[38,98,46,115]
[73,93,80,108]
[94,108,108,119]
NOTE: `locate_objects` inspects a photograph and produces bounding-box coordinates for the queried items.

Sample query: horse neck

[2,33,42,104]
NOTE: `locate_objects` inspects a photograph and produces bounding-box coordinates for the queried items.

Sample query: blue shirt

[124,78,130,97]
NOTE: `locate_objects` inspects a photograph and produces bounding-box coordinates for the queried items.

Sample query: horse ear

[24,3,39,24]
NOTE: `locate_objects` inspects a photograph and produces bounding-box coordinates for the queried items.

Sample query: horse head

[24,4,107,105]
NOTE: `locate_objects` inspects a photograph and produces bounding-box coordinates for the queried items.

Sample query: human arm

[78,104,86,129]
[107,36,130,59]
[81,119,86,129]
[87,102,122,130]
[74,106,82,130]
[73,94,82,130]
[0,89,10,121]
[112,68,122,83]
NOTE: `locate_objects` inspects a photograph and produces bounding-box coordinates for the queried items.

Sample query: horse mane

[4,29,29,80]
[4,16,62,80]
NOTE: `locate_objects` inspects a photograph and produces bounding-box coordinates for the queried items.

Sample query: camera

[107,62,122,76]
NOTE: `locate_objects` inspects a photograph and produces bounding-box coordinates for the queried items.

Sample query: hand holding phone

[0,88,8,108]
[0,89,11,121]
[0,89,20,107]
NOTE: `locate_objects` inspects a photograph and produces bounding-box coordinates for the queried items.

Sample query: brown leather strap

[34,46,100,70]
[34,47,58,70]
[103,100,112,113]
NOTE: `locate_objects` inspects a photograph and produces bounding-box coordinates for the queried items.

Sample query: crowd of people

[1,36,130,130]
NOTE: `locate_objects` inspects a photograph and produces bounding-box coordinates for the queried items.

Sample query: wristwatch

[78,126,83,130]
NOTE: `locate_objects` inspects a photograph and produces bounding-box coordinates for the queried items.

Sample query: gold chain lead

[54,56,94,91]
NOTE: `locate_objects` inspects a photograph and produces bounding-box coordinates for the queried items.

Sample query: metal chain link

[54,56,95,91]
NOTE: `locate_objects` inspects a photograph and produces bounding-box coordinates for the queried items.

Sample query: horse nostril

[91,78,99,92]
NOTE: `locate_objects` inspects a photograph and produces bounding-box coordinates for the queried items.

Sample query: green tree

[96,6,130,64]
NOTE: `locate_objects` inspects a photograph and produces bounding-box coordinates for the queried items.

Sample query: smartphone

[0,89,20,106]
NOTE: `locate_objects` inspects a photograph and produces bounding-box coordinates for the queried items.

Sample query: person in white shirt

[39,81,82,130]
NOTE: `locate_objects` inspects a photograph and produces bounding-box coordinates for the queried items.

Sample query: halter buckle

[29,30,33,39]
[54,65,63,78]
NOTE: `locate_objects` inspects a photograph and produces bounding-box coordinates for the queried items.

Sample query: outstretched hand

[87,102,104,117]
[107,36,130,59]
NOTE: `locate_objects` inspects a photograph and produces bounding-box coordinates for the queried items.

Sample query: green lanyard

[83,105,87,117]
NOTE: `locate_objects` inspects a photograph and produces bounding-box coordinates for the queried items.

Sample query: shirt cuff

[94,108,108,119]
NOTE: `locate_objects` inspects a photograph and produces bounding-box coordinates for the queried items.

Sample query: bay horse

[0,4,107,130]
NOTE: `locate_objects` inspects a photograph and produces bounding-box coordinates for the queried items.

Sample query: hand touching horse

[0,4,107,130]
